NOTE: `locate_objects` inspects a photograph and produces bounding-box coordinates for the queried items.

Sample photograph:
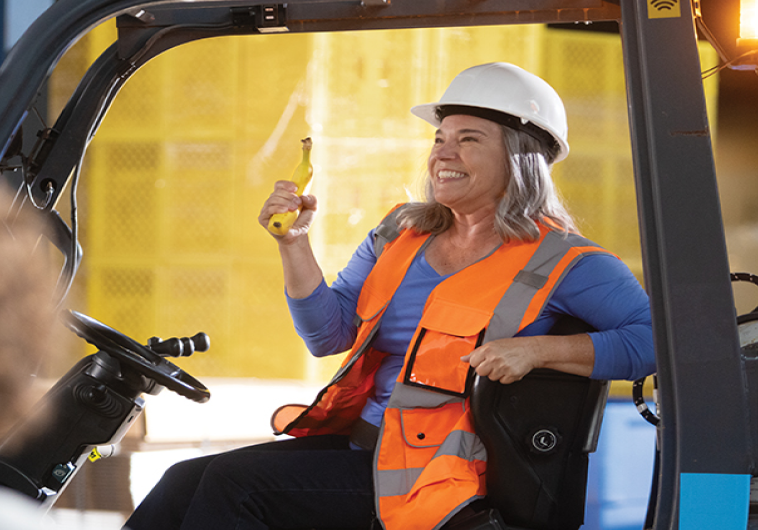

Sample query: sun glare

[741,0,758,41]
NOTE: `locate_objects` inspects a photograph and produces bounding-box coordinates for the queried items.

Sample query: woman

[124,62,654,530]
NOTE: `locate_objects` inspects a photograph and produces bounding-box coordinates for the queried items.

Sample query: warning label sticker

[648,0,681,19]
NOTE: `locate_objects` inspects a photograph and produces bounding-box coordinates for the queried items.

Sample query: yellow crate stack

[545,30,719,278]
[56,22,718,384]
[83,25,313,379]
[231,33,315,379]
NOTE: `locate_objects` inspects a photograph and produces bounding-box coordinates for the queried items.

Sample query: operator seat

[446,316,609,530]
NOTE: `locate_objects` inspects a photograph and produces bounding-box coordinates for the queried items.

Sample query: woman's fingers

[462,338,538,384]
[258,181,318,240]
[258,181,299,228]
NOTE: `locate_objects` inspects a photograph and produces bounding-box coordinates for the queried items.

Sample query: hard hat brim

[411,102,569,163]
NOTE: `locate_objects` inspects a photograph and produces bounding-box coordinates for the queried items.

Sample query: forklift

[0,1,756,529]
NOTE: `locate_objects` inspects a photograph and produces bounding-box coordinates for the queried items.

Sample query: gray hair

[397,125,576,243]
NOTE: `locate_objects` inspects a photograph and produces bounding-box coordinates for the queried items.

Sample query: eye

[460,136,478,143]
[434,137,444,144]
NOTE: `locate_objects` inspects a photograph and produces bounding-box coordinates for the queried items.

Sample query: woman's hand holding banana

[259,137,317,242]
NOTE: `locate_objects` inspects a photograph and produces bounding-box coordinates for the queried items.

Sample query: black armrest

[471,370,608,530]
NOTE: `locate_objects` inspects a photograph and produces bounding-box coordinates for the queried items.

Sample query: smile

[437,170,467,180]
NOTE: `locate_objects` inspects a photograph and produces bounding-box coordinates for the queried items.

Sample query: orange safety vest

[271,208,610,530]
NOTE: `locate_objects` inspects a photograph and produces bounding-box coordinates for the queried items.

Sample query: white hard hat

[411,63,569,162]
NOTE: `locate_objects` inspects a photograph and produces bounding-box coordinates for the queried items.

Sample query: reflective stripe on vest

[376,428,487,497]
[485,229,607,342]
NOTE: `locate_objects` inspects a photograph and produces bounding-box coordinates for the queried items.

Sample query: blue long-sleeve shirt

[287,229,655,428]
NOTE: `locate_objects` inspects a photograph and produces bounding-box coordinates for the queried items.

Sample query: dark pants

[123,435,375,530]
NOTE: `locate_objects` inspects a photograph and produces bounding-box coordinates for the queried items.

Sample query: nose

[432,140,457,161]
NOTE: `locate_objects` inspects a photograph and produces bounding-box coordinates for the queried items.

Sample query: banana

[267,137,314,236]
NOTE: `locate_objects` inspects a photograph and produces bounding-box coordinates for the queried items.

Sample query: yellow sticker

[648,0,681,18]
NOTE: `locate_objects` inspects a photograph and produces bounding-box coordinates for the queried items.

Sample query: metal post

[619,0,752,529]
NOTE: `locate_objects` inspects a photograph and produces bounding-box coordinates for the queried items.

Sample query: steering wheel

[61,309,211,403]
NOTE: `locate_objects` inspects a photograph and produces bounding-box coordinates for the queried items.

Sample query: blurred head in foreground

[0,186,58,437]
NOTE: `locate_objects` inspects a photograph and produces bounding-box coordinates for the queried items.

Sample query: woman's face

[427,114,509,215]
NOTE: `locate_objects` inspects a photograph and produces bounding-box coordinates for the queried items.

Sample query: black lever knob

[190,332,210,352]
[148,333,210,357]
[148,337,182,356]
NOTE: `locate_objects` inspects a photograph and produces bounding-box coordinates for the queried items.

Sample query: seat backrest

[470,318,609,530]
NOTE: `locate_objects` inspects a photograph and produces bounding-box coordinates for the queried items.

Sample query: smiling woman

[125,62,656,530]
[402,63,576,245]
[429,116,509,214]
[415,115,510,276]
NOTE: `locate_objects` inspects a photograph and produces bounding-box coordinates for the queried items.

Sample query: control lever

[147,333,210,357]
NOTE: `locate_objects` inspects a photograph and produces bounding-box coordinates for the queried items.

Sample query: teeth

[437,170,466,180]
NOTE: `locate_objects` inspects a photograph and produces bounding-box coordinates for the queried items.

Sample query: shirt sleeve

[285,230,378,357]
[544,253,655,381]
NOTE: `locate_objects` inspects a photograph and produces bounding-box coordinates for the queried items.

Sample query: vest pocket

[403,298,491,397]
[399,403,463,448]
[404,329,483,397]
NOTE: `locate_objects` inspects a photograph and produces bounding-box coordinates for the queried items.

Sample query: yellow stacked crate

[545,30,641,272]
[234,33,316,379]
[84,26,313,379]
[545,29,719,278]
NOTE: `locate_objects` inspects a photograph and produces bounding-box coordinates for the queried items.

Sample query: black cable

[632,375,660,426]
[52,152,82,309]
[694,8,758,79]
[702,50,758,80]
[731,272,758,286]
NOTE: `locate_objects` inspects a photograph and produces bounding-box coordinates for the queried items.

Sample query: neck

[445,208,501,247]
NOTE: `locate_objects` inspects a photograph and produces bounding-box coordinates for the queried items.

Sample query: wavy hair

[397,125,576,243]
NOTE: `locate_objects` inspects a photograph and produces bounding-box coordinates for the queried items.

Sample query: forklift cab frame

[0,1,753,529]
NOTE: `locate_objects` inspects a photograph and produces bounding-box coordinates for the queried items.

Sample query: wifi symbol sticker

[648,0,681,19]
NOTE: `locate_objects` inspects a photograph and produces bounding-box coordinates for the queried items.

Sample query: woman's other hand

[461,334,594,384]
